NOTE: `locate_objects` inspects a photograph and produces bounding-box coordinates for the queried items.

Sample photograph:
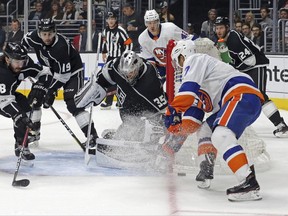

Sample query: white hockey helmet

[171,40,196,69]
[119,50,143,86]
[144,9,159,23]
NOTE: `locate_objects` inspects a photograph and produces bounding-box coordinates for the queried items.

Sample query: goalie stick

[12,100,36,187]
[28,76,85,152]
[85,32,102,165]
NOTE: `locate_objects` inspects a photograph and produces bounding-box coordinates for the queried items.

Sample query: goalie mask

[171,40,196,70]
[118,51,143,86]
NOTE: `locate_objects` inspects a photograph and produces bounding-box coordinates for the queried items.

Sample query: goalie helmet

[144,9,159,23]
[39,18,56,32]
[171,40,196,69]
[118,51,143,86]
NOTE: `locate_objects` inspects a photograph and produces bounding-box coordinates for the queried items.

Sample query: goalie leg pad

[74,80,106,108]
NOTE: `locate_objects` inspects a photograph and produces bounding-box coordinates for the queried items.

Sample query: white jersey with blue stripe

[138,22,189,67]
[175,53,262,114]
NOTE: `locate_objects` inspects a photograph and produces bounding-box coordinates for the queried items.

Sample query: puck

[177,172,186,176]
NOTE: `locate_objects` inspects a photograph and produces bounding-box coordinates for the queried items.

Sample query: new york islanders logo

[153,47,166,64]
[197,89,213,112]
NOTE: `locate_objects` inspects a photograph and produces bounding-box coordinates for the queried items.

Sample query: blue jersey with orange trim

[170,53,264,114]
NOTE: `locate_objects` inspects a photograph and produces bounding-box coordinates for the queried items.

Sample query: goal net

[166,38,270,174]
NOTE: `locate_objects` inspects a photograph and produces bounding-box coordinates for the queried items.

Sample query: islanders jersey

[170,53,264,114]
[138,22,189,67]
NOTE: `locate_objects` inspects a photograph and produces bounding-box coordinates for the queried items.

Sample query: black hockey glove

[13,112,36,130]
[43,89,57,109]
[28,83,48,107]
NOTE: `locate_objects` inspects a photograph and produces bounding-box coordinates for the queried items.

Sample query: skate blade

[22,159,34,167]
[228,189,262,202]
[197,179,211,189]
[274,131,288,138]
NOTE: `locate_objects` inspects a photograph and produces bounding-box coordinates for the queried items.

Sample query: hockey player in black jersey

[21,18,99,147]
[0,42,52,160]
[214,16,288,137]
[75,50,168,159]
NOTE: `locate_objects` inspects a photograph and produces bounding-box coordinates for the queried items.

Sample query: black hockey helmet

[106,10,117,19]
[4,42,28,61]
[215,16,230,26]
[39,18,56,32]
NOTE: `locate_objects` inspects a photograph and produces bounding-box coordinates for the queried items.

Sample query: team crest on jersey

[153,48,166,64]
[39,51,50,67]
[116,85,126,105]
[197,89,213,112]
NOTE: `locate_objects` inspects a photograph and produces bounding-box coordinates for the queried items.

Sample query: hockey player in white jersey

[160,39,264,201]
[138,9,194,82]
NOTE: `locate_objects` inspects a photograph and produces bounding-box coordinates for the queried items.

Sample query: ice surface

[1,101,288,215]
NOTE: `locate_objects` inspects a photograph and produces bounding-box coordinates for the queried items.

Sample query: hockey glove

[165,105,182,133]
[28,83,48,107]
[43,89,57,108]
[13,112,36,130]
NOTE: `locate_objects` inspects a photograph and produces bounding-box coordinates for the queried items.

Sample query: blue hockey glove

[165,105,182,133]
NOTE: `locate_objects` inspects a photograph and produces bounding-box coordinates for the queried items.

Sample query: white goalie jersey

[138,22,189,67]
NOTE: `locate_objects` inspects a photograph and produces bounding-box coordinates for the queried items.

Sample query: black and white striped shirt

[102,25,133,58]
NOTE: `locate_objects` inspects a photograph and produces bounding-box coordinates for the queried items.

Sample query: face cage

[124,69,138,86]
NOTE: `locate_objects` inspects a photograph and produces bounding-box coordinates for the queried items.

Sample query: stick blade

[12,179,30,187]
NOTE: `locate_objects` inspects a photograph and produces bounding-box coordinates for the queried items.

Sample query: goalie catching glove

[74,79,106,108]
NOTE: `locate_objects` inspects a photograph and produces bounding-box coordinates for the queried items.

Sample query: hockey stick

[85,32,102,165]
[49,105,85,151]
[27,76,85,152]
[12,100,36,187]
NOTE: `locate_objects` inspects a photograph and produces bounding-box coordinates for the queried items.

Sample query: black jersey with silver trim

[97,58,167,117]
[226,30,269,72]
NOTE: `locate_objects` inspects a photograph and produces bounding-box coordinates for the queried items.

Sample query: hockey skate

[273,120,288,138]
[196,153,215,189]
[83,134,98,155]
[28,130,40,148]
[226,166,262,202]
[15,141,35,161]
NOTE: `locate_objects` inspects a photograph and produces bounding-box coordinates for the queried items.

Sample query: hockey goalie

[74,50,173,170]
[74,41,217,171]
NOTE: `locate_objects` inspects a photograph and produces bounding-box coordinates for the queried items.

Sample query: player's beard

[43,39,53,46]
[10,65,22,73]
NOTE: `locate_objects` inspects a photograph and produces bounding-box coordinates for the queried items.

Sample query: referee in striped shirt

[100,10,133,109]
